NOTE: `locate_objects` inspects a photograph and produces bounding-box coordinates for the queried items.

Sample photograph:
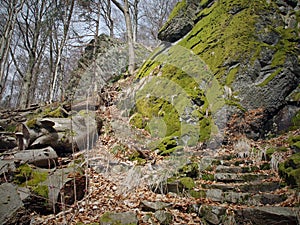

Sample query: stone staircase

[195,154,299,225]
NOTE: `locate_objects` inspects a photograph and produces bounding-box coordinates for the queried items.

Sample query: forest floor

[32,76,300,225]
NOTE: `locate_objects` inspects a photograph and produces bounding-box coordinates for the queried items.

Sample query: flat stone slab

[236,206,298,225]
[99,211,138,225]
[216,165,242,173]
[140,200,172,212]
[0,183,24,225]
[202,181,281,192]
[214,173,269,182]
[205,189,287,205]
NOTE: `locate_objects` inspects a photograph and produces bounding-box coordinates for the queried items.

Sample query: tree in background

[111,0,135,75]
[0,0,25,98]
[16,0,50,108]
[139,0,178,46]
[0,0,178,108]
[49,0,75,103]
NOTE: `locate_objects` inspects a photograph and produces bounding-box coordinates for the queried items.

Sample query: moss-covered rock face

[14,164,49,198]
[130,0,300,145]
[279,152,300,188]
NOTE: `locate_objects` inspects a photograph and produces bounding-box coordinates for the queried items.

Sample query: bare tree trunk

[100,0,114,38]
[0,0,25,98]
[49,0,75,103]
[111,0,135,75]
[124,0,135,74]
[18,0,50,108]
[131,0,139,43]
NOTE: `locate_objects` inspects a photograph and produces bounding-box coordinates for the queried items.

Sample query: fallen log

[0,134,17,152]
[18,115,98,155]
[13,147,58,168]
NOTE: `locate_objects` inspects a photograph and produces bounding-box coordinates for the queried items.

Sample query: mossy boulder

[130,0,300,146]
[179,177,196,189]
[14,164,49,198]
[178,162,199,178]
[278,152,300,188]
[153,136,185,155]
[99,211,138,225]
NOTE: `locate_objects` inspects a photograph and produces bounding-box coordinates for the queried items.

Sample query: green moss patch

[190,190,206,199]
[14,164,49,198]
[201,173,214,181]
[178,162,199,178]
[129,113,147,129]
[291,110,300,130]
[179,177,195,189]
[278,153,300,188]
[26,118,38,129]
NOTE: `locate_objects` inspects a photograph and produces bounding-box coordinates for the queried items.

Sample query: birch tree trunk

[49,0,75,103]
[123,0,135,74]
[18,0,49,108]
[111,0,135,75]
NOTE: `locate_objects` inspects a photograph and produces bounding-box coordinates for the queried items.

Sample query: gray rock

[206,189,223,202]
[0,134,17,152]
[0,183,24,225]
[99,211,138,225]
[200,205,226,225]
[141,200,172,212]
[224,192,251,204]
[214,173,269,182]
[236,206,298,225]
[13,147,58,168]
[157,0,200,42]
[216,165,242,173]
[203,181,281,193]
[66,34,150,102]
[257,193,288,205]
[154,210,173,225]
[0,160,16,176]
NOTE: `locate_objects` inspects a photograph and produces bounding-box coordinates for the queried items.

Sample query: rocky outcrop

[0,183,29,225]
[65,34,150,102]
[126,0,300,148]
[157,0,203,42]
[0,104,98,217]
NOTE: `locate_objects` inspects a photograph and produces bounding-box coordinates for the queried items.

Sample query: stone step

[198,205,299,225]
[205,189,287,205]
[221,158,254,166]
[215,165,260,173]
[214,172,270,183]
[201,181,282,193]
[235,206,299,225]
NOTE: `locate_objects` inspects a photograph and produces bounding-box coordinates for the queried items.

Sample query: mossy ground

[14,164,49,198]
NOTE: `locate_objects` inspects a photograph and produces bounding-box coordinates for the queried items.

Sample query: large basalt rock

[235,206,298,225]
[157,0,204,42]
[99,211,138,225]
[128,0,300,146]
[0,183,28,225]
[66,34,150,102]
